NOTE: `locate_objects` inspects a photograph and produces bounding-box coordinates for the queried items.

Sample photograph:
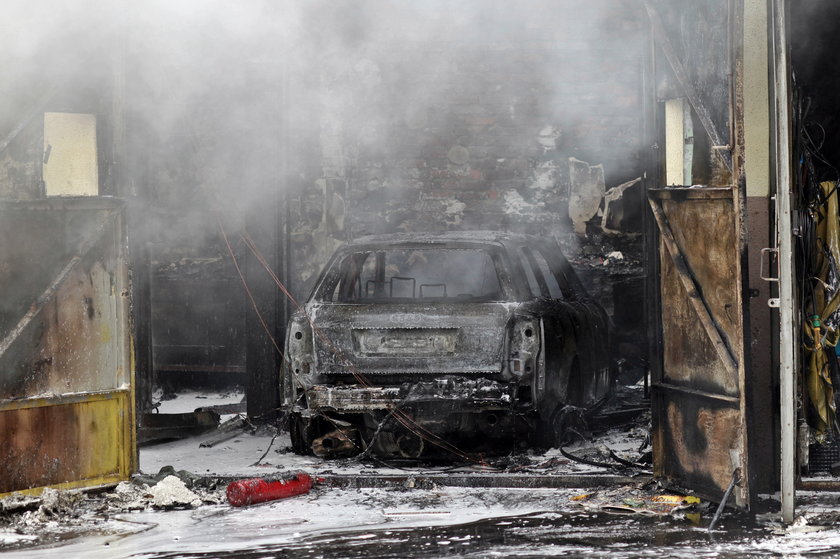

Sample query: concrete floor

[3,390,840,558]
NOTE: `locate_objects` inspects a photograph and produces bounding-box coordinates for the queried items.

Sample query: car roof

[347,230,548,249]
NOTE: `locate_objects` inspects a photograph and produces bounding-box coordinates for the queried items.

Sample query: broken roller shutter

[0,197,135,496]
[649,187,750,508]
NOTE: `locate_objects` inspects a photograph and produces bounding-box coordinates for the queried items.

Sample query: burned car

[282,231,613,458]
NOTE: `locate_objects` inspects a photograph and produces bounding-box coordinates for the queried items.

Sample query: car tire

[537,404,590,448]
[551,404,590,445]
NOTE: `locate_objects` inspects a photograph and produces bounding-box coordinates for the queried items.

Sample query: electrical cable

[356,408,399,461]
[792,87,840,439]
[558,447,618,470]
[250,433,279,467]
[608,449,652,472]
[218,217,286,361]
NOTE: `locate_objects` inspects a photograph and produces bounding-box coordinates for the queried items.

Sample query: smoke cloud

[2,0,648,343]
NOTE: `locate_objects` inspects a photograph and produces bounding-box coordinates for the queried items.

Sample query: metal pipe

[770,0,796,525]
[708,469,742,531]
[798,480,840,491]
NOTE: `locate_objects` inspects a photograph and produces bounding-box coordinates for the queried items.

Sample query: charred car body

[282,231,613,459]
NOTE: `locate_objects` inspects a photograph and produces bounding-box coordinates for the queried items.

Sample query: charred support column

[244,210,281,423]
[642,5,660,405]
[742,0,779,500]
[127,203,155,418]
[243,51,290,424]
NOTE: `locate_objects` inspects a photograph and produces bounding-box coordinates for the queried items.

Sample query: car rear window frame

[312,243,516,304]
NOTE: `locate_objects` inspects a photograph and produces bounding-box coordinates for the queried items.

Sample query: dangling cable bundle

[794,86,840,440]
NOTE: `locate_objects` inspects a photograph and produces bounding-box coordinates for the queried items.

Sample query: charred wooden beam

[138,410,221,445]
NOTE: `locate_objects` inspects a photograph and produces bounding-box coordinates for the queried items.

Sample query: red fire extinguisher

[226,472,314,507]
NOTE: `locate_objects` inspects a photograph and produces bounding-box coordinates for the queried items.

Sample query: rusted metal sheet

[658,394,742,495]
[0,198,135,497]
[649,188,750,507]
[0,393,131,494]
[649,196,738,379]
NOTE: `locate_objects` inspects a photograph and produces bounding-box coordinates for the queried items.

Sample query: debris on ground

[400,477,438,491]
[108,481,150,511]
[200,415,253,448]
[133,464,200,488]
[0,494,41,515]
[13,488,85,528]
[0,387,657,553]
[571,484,703,517]
[150,475,203,509]
[0,466,228,550]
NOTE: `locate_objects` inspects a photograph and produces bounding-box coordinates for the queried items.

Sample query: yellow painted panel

[0,392,132,496]
[43,112,99,196]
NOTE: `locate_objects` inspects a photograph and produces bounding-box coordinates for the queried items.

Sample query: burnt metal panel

[645,0,733,171]
[0,198,135,497]
[653,191,740,395]
[649,187,750,507]
[658,392,742,495]
[310,303,509,378]
[744,196,778,495]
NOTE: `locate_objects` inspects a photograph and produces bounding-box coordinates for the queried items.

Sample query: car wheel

[394,431,425,458]
[551,404,590,445]
[537,404,590,448]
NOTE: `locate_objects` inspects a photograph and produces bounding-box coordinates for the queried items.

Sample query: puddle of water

[139,511,778,559]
